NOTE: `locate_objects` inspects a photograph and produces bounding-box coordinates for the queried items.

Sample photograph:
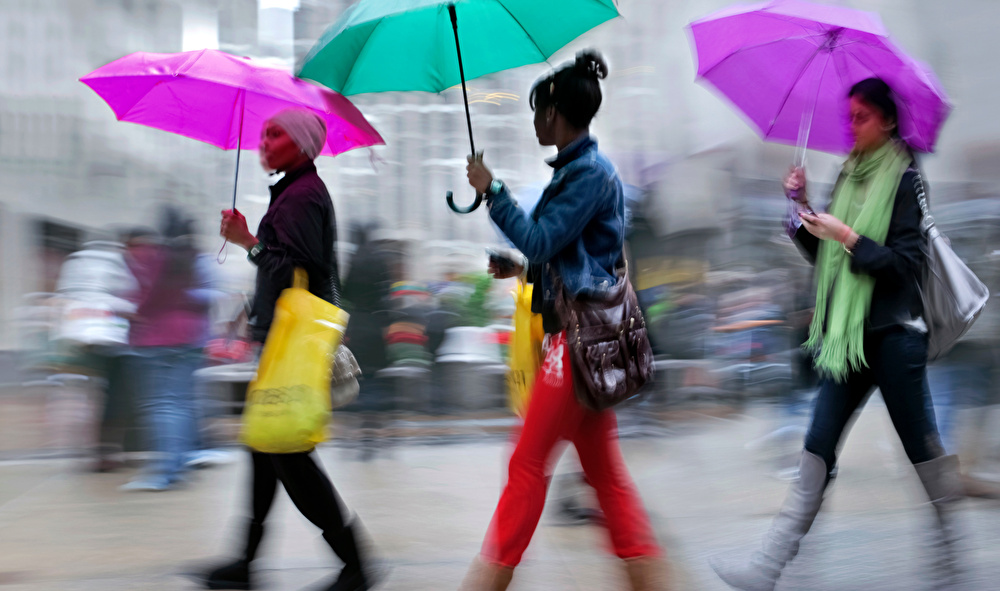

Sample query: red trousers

[482,332,661,567]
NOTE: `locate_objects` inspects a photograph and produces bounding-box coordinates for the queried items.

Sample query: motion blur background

[2,1,1000,589]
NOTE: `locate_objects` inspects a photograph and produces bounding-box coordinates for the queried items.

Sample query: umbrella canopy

[298,0,619,213]
[298,0,620,95]
[688,0,950,154]
[81,49,384,157]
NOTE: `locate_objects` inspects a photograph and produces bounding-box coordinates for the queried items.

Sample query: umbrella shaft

[232,90,246,210]
[795,52,830,168]
[449,4,476,155]
[232,134,242,209]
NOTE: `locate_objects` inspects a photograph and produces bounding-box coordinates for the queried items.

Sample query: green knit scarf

[805,140,911,382]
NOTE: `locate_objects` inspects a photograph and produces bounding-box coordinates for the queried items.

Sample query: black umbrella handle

[446,3,482,214]
[446,190,484,213]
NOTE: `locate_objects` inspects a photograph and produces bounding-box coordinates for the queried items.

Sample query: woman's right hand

[220,209,257,250]
[488,259,524,279]
[467,153,493,195]
[784,167,807,201]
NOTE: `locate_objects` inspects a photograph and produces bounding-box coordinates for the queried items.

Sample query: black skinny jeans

[248,451,359,567]
[804,327,945,473]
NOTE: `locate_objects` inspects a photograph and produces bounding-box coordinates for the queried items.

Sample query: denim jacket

[487,135,625,332]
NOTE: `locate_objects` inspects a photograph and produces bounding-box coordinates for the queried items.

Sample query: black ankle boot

[322,525,371,591]
[203,559,252,590]
[324,565,367,591]
[202,521,264,590]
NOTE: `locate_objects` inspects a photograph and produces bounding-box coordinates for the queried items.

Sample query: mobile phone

[487,248,518,275]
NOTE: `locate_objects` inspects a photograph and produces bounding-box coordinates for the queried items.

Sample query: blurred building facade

[2,0,1000,354]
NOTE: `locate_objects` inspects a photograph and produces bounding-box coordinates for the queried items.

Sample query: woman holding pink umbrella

[204,109,376,591]
[711,79,964,591]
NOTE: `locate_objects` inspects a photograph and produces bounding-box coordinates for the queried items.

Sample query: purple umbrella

[81,49,384,208]
[688,0,950,156]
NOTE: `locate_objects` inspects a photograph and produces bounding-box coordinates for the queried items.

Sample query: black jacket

[249,161,340,343]
[794,168,925,332]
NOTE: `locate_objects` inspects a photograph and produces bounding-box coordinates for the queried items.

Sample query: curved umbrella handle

[446,190,483,214]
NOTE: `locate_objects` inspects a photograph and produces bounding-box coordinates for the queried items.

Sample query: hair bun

[575,49,608,81]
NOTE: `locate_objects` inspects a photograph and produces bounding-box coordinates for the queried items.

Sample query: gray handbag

[330,344,361,408]
[914,173,990,361]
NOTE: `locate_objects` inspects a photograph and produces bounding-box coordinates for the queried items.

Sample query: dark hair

[529,49,608,129]
[121,226,157,245]
[155,206,196,290]
[849,78,898,135]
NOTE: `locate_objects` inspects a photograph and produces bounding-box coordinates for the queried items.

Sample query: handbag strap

[912,170,936,234]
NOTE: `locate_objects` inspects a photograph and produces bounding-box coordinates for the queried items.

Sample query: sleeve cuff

[851,235,873,256]
[486,186,511,210]
[784,200,806,239]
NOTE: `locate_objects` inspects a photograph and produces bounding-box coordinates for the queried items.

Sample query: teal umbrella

[298,0,620,213]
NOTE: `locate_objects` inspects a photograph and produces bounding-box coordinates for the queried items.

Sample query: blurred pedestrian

[342,224,393,459]
[53,237,139,471]
[927,232,1000,499]
[183,241,231,469]
[711,78,964,590]
[203,108,375,591]
[929,340,1000,498]
[120,210,209,491]
[463,50,666,590]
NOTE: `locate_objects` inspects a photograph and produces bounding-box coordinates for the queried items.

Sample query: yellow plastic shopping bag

[507,279,545,417]
[241,269,349,453]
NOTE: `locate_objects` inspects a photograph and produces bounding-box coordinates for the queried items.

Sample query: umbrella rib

[228,87,246,151]
[830,47,851,98]
[841,46,883,82]
[176,48,209,77]
[830,37,891,53]
[494,0,548,60]
[340,18,387,95]
[764,46,823,136]
[751,12,835,37]
[114,78,163,121]
[698,34,825,78]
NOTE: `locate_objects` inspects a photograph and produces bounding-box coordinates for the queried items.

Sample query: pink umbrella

[80,49,384,208]
[688,0,951,156]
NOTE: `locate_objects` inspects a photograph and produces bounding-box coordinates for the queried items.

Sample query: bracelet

[842,234,860,256]
[837,225,853,244]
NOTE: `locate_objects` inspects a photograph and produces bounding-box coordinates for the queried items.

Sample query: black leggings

[804,327,945,472]
[249,451,357,565]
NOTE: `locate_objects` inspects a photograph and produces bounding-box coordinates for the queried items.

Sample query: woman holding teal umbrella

[463,50,667,591]
[297,0,620,213]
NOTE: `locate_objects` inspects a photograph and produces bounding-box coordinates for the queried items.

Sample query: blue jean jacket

[488,135,625,331]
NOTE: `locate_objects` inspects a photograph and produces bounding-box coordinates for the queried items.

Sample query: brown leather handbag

[554,267,654,411]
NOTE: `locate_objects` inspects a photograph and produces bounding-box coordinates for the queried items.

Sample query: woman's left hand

[466,154,493,195]
[800,212,853,242]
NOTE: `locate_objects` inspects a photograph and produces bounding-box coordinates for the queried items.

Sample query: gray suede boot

[914,455,965,590]
[710,450,828,591]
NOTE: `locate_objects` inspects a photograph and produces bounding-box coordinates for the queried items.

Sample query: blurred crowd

[12,193,1000,499]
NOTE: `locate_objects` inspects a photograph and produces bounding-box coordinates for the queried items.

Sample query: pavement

[1,399,1000,590]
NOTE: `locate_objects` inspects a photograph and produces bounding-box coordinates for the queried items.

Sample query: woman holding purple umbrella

[711,78,964,590]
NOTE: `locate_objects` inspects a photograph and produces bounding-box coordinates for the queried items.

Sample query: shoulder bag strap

[912,170,935,234]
